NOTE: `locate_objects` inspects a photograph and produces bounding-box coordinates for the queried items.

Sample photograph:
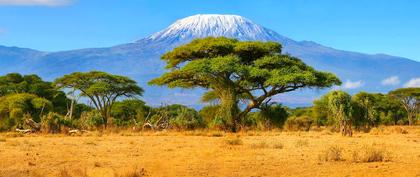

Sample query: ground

[0,126,419,177]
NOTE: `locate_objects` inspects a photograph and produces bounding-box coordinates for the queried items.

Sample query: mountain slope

[0,14,419,107]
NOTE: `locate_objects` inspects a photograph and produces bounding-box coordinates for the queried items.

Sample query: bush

[245,104,289,130]
[41,112,74,133]
[199,105,220,128]
[111,99,150,127]
[148,104,204,130]
[77,111,104,130]
[284,116,313,131]
[170,107,204,130]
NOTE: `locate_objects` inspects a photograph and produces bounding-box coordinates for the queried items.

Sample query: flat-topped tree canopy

[54,71,144,128]
[150,37,341,131]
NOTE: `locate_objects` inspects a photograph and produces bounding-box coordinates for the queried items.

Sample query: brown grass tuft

[295,139,309,147]
[250,141,269,149]
[225,137,243,145]
[272,142,284,149]
[58,168,88,177]
[114,167,147,177]
[351,144,391,163]
[319,145,344,161]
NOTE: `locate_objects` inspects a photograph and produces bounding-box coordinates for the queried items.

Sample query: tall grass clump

[225,137,243,146]
[319,145,344,161]
[351,144,391,163]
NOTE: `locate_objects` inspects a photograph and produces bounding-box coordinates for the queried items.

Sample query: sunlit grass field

[0,126,419,177]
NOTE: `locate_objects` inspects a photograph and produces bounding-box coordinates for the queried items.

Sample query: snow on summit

[147,14,287,42]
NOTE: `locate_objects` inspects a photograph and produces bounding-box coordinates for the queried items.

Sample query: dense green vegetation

[0,38,418,133]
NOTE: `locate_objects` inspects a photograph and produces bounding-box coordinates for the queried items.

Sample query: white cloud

[403,77,420,88]
[381,76,400,86]
[343,80,363,89]
[0,0,73,6]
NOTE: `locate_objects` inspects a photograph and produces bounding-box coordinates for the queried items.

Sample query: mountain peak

[144,14,289,43]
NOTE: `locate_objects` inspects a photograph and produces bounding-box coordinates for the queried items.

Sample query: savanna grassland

[1,126,419,177]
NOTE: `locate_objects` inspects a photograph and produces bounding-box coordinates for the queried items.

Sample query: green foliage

[77,110,104,130]
[170,107,203,130]
[54,71,144,128]
[199,105,219,124]
[150,37,341,131]
[73,103,94,119]
[41,112,73,133]
[0,73,68,114]
[389,87,420,125]
[312,94,331,126]
[284,116,313,131]
[149,104,204,130]
[111,99,150,127]
[246,104,289,130]
[327,90,353,136]
[0,93,52,130]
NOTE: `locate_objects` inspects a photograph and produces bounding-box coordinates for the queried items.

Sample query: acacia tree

[149,37,341,131]
[328,90,353,136]
[54,71,144,128]
[389,88,419,125]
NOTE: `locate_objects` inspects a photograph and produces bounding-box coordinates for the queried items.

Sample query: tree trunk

[69,98,74,119]
[100,110,108,129]
[407,112,413,126]
[216,89,239,132]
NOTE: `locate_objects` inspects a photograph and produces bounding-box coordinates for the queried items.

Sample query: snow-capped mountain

[0,14,419,107]
[146,14,290,42]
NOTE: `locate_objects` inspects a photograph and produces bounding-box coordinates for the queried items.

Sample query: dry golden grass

[0,126,419,177]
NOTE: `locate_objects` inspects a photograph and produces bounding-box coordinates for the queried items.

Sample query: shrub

[150,104,204,130]
[245,104,289,130]
[199,105,220,127]
[284,116,313,131]
[41,112,73,133]
[77,111,104,130]
[170,107,204,130]
[111,99,150,127]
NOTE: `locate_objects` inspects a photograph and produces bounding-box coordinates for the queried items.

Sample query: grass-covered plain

[0,126,419,177]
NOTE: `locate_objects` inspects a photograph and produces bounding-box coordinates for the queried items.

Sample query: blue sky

[0,0,419,61]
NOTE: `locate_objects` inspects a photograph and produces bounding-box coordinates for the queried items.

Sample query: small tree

[150,37,341,131]
[352,92,378,127]
[312,94,331,126]
[389,88,419,125]
[328,91,353,136]
[54,71,144,128]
